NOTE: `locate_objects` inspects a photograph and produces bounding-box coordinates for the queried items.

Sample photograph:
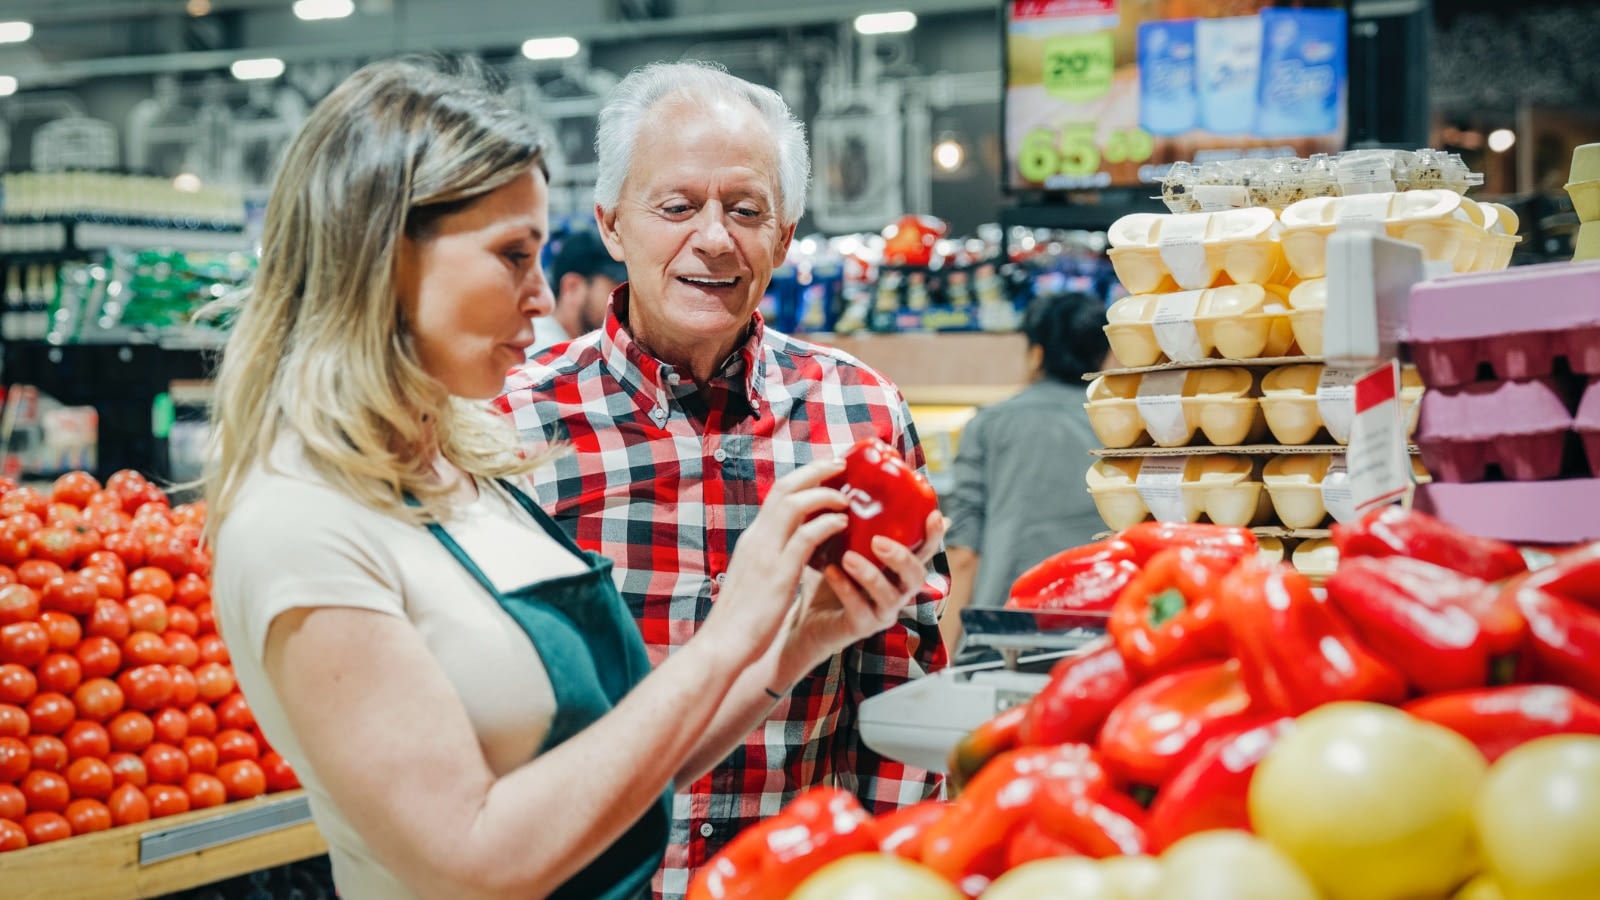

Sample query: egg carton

[1084,367,1266,449]
[1415,479,1600,545]
[1259,536,1340,583]
[1569,143,1600,222]
[1285,280,1326,357]
[1575,379,1600,477]
[1279,191,1517,281]
[1260,363,1425,446]
[1106,208,1290,293]
[1103,285,1297,369]
[1415,378,1583,483]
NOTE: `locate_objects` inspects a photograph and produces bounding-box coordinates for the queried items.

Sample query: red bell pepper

[1145,717,1293,852]
[1325,556,1492,694]
[1096,659,1261,789]
[1005,539,1138,612]
[1019,639,1135,747]
[1116,521,1258,567]
[687,787,879,900]
[1038,788,1150,859]
[1511,584,1600,701]
[873,799,950,861]
[810,437,939,571]
[1520,542,1600,609]
[1108,546,1239,678]
[1331,506,1528,583]
[1403,685,1600,763]
[948,702,1028,792]
[1217,558,1408,716]
[1005,820,1080,869]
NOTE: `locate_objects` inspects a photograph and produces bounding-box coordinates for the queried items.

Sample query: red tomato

[0,584,38,626]
[75,636,122,679]
[64,797,112,834]
[259,751,300,793]
[0,488,48,520]
[25,735,67,772]
[84,568,125,602]
[169,665,198,707]
[215,693,255,733]
[152,707,188,745]
[0,784,24,821]
[145,536,193,578]
[126,568,174,603]
[117,665,174,711]
[0,565,13,586]
[37,612,81,652]
[84,508,131,538]
[126,594,170,634]
[29,529,80,569]
[72,677,124,723]
[196,634,229,666]
[107,782,150,826]
[65,757,114,800]
[20,770,70,813]
[81,549,126,578]
[0,736,28,781]
[141,743,189,786]
[71,524,104,560]
[172,573,210,609]
[182,736,218,775]
[45,503,83,528]
[193,662,235,703]
[122,631,170,667]
[50,472,101,509]
[216,759,266,801]
[106,471,151,509]
[185,702,217,738]
[0,664,36,705]
[0,621,48,667]
[162,632,199,668]
[214,729,259,765]
[166,607,199,641]
[194,601,216,637]
[0,519,30,568]
[0,817,24,851]
[21,811,70,844]
[144,783,190,818]
[183,772,226,810]
[25,692,74,735]
[85,599,130,643]
[40,573,96,617]
[61,720,110,762]
[0,704,29,739]
[34,654,82,696]
[107,752,148,788]
[102,532,145,570]
[15,560,59,591]
[108,711,155,753]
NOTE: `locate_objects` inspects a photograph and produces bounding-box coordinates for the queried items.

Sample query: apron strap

[495,478,590,559]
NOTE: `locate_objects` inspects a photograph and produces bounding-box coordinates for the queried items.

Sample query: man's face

[597,94,795,354]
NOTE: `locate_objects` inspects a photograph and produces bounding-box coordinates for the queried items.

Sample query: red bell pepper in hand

[687,787,878,900]
[1005,539,1140,613]
[1404,685,1600,763]
[1096,659,1261,789]
[874,799,950,861]
[810,437,939,571]
[1019,638,1135,747]
[1117,521,1258,567]
[948,702,1027,793]
[1108,547,1239,678]
[1217,558,1409,716]
[1512,584,1600,700]
[1325,556,1492,694]
[1145,717,1293,851]
[1331,506,1528,583]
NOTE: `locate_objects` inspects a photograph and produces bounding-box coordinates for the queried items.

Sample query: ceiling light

[187,0,212,15]
[0,76,16,97]
[0,21,33,44]
[1487,128,1516,153]
[521,36,580,60]
[173,173,203,193]
[933,137,965,172]
[230,57,286,80]
[293,0,354,21]
[853,11,916,35]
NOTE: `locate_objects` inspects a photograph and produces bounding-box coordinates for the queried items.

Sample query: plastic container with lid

[1103,284,1295,367]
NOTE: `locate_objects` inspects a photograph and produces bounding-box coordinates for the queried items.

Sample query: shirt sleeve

[941,410,988,552]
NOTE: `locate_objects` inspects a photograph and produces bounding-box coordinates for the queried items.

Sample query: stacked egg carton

[1571,143,1600,262]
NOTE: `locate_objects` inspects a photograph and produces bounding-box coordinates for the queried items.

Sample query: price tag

[1316,366,1360,444]
[1321,455,1357,524]
[1157,213,1212,289]
[1348,361,1410,517]
[1337,159,1396,195]
[1136,370,1191,446]
[1193,185,1250,212]
[1136,456,1190,523]
[1151,290,1207,362]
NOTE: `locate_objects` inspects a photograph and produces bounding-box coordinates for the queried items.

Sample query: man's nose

[691,206,736,254]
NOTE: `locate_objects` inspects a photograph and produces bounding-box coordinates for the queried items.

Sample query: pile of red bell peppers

[688,510,1600,899]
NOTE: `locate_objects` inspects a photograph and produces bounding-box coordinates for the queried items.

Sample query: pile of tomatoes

[0,469,297,852]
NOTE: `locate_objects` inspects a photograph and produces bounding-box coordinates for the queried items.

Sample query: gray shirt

[943,378,1104,609]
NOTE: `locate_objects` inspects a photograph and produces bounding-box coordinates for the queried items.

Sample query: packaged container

[1085,454,1269,530]
[1575,379,1600,477]
[1195,16,1262,135]
[1103,284,1295,367]
[1259,363,1422,445]
[1138,18,1200,137]
[1084,367,1265,448]
[1262,453,1341,529]
[1106,208,1288,293]
[1278,190,1487,280]
[1286,278,1325,356]
[1292,538,1340,582]
[1258,536,1286,565]
[1567,142,1600,222]
[1416,378,1574,483]
[1255,8,1347,139]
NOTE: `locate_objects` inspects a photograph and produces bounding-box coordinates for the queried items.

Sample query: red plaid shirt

[494,290,948,899]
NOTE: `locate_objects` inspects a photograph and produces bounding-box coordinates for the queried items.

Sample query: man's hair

[593,59,810,225]
[1021,292,1111,383]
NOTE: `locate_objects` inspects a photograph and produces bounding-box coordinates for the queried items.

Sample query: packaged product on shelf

[1085,367,1265,449]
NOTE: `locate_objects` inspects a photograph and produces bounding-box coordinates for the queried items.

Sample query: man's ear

[775,220,797,262]
[594,203,626,263]
[557,271,588,302]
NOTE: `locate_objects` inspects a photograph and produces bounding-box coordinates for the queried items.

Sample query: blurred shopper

[530,228,627,354]
[940,291,1112,652]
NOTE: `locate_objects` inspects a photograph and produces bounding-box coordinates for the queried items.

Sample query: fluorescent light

[1487,128,1516,153]
[0,76,16,97]
[854,11,916,35]
[0,21,33,43]
[173,173,203,193]
[521,36,580,60]
[293,0,354,21]
[231,57,285,80]
[933,138,965,172]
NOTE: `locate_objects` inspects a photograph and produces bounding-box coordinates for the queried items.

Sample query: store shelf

[1091,444,1422,458]
[0,790,325,900]
[1084,356,1327,380]
[74,222,250,254]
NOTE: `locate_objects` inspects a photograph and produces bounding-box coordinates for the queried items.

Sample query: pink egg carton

[1406,260,1600,388]
[1415,378,1575,482]
[1415,479,1600,545]
[1579,379,1600,476]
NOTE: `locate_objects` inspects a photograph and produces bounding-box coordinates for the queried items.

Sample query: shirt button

[651,408,667,423]
[715,573,727,585]
[667,372,681,385]
[713,449,727,463]
[700,823,714,838]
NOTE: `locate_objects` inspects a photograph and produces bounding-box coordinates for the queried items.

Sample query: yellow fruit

[1249,702,1488,900]
[1455,875,1507,900]
[981,857,1119,900]
[1153,830,1319,900]
[789,853,965,900]
[1474,735,1600,900]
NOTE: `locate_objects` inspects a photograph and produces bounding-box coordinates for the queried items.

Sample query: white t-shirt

[212,440,585,899]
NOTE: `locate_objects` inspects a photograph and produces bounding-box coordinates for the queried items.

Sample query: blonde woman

[204,58,939,900]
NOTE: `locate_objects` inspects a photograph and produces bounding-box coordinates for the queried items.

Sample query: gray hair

[593,60,810,225]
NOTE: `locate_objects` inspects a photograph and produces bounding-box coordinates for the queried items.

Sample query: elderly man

[495,60,948,899]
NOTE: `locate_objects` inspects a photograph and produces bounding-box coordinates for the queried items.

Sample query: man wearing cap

[530,229,628,354]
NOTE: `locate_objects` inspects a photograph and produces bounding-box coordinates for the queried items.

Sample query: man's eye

[662,204,694,216]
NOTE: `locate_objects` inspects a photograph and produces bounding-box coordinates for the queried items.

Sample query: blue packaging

[1256,8,1347,138]
[1195,16,1262,135]
[1137,19,1199,137]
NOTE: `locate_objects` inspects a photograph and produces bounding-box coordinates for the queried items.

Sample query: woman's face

[397,169,553,400]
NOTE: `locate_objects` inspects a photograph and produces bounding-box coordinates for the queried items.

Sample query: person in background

[204,57,934,900]
[940,291,1112,653]
[530,228,628,354]
[495,60,949,899]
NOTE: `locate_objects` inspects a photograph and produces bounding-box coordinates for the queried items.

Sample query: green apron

[422,479,670,900]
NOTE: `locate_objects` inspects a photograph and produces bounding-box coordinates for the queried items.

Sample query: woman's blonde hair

[205,57,551,536]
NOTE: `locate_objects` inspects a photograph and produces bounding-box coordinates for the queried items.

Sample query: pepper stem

[1148,588,1187,628]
